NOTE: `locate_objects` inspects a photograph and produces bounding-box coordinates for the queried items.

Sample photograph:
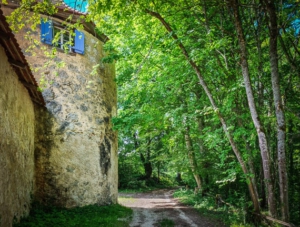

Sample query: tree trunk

[176,172,183,184]
[288,121,294,214]
[259,161,267,208]
[184,126,202,189]
[157,162,160,182]
[252,6,267,208]
[229,0,276,217]
[197,115,205,155]
[264,0,289,221]
[143,139,153,180]
[146,9,260,214]
[236,110,260,205]
[134,133,153,180]
[252,3,265,113]
[140,151,153,180]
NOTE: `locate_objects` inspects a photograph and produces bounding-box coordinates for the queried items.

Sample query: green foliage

[173,189,254,227]
[6,0,300,224]
[7,0,90,91]
[126,180,147,190]
[14,203,132,227]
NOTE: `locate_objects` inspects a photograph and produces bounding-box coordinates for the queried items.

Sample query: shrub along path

[118,189,226,227]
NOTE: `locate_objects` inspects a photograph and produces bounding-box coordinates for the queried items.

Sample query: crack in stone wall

[99,136,112,175]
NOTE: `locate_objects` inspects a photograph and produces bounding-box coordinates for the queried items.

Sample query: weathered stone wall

[34,30,118,207]
[0,46,35,227]
[1,8,118,207]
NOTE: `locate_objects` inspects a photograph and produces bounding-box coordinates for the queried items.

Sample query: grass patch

[173,189,255,227]
[158,218,175,227]
[14,203,132,227]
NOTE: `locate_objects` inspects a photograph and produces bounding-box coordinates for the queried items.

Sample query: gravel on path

[118,189,227,227]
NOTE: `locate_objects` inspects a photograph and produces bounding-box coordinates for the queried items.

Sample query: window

[53,26,72,51]
[40,18,85,55]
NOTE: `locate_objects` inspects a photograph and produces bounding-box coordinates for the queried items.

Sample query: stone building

[0,1,117,226]
[0,8,44,226]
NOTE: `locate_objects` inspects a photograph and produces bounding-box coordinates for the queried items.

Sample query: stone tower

[2,1,118,208]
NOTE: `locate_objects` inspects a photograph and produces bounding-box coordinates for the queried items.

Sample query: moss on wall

[0,46,35,227]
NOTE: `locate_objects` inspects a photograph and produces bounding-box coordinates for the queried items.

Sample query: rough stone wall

[0,46,35,227]
[1,10,118,207]
[35,32,117,207]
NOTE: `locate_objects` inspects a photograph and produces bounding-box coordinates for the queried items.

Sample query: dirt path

[118,189,226,227]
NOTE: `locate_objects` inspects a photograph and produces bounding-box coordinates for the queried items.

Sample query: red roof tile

[0,8,45,106]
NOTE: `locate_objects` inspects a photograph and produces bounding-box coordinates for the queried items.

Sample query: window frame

[53,25,73,53]
[40,18,85,55]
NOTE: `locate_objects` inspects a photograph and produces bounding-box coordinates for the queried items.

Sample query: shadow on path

[118,189,227,227]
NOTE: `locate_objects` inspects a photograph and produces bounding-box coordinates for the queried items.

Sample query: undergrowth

[14,203,132,227]
[119,175,177,191]
[173,189,255,227]
[118,185,170,193]
[119,177,176,193]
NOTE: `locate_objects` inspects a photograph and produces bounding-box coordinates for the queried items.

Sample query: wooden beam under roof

[8,57,26,69]
[0,29,10,40]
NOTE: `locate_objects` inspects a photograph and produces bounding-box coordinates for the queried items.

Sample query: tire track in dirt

[118,189,226,227]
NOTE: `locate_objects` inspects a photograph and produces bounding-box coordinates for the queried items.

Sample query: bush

[14,203,132,227]
[173,189,254,226]
[126,180,147,189]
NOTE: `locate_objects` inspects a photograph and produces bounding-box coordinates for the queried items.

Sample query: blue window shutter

[73,30,85,54]
[40,19,53,45]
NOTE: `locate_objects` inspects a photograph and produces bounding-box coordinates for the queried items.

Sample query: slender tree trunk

[278,34,299,75]
[184,126,202,189]
[229,0,276,217]
[236,110,260,204]
[134,133,153,180]
[287,121,294,216]
[195,92,205,156]
[157,162,160,182]
[144,140,153,179]
[197,116,205,155]
[176,172,183,184]
[281,26,300,58]
[140,151,153,180]
[255,19,268,207]
[146,9,260,213]
[252,9,268,208]
[252,3,265,113]
[264,0,289,221]
[259,160,267,208]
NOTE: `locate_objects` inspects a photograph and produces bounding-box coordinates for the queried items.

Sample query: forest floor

[118,188,227,227]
